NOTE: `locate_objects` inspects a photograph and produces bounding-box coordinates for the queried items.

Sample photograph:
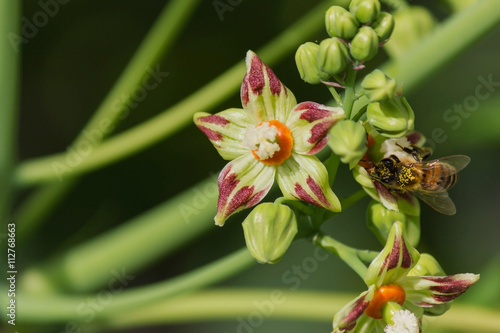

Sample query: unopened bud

[317,38,350,75]
[384,6,436,59]
[372,12,395,42]
[296,42,329,85]
[350,26,379,62]
[242,203,298,264]
[408,253,446,277]
[367,201,420,247]
[328,120,367,169]
[325,6,360,40]
[366,96,415,137]
[361,69,396,102]
[349,0,381,24]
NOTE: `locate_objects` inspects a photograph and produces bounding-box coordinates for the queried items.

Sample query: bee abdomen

[422,164,457,191]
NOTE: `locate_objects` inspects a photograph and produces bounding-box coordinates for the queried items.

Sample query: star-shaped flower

[194,50,344,226]
[332,221,479,333]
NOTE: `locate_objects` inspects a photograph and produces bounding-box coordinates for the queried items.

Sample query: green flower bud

[328,120,367,169]
[349,0,381,24]
[242,203,298,264]
[350,26,379,62]
[325,6,360,40]
[361,69,397,102]
[371,12,395,42]
[408,253,446,277]
[384,6,436,59]
[295,42,329,85]
[367,201,420,247]
[366,96,415,137]
[317,38,350,76]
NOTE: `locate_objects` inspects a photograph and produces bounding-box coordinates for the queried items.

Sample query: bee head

[374,156,397,183]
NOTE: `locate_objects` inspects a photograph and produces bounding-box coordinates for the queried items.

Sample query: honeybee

[368,145,470,215]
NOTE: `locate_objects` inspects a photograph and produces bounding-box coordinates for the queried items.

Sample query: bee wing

[412,189,456,215]
[415,155,471,173]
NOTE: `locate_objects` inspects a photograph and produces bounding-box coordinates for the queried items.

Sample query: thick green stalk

[12,289,500,332]
[14,0,349,187]
[313,232,368,278]
[12,249,254,323]
[101,248,254,317]
[23,177,219,292]
[0,0,20,224]
[386,0,500,91]
[343,66,358,119]
[106,291,500,332]
[14,0,201,239]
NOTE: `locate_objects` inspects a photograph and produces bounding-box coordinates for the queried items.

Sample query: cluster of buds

[296,0,395,84]
[363,69,415,137]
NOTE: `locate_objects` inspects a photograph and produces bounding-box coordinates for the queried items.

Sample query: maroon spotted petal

[214,154,275,226]
[287,102,345,155]
[241,50,297,123]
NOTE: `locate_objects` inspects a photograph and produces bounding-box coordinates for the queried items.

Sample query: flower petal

[276,154,341,212]
[194,109,254,160]
[215,154,275,226]
[403,273,480,307]
[332,286,375,332]
[373,180,399,212]
[365,221,420,287]
[287,102,345,155]
[241,50,297,123]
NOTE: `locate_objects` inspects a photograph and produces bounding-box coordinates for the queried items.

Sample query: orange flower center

[364,284,406,319]
[243,120,293,165]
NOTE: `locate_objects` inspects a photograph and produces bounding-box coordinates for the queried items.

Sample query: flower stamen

[243,120,293,165]
[384,309,419,333]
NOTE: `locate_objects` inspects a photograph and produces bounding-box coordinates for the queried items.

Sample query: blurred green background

[16,0,500,332]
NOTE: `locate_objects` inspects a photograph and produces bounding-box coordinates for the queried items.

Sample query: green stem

[0,0,20,224]
[323,189,367,221]
[358,249,379,264]
[313,232,368,278]
[106,290,353,329]
[12,249,254,323]
[386,0,500,92]
[15,289,500,333]
[80,0,202,143]
[340,189,367,210]
[23,177,219,292]
[327,85,343,107]
[14,0,201,240]
[14,0,349,187]
[324,153,341,188]
[343,66,358,119]
[101,248,255,317]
